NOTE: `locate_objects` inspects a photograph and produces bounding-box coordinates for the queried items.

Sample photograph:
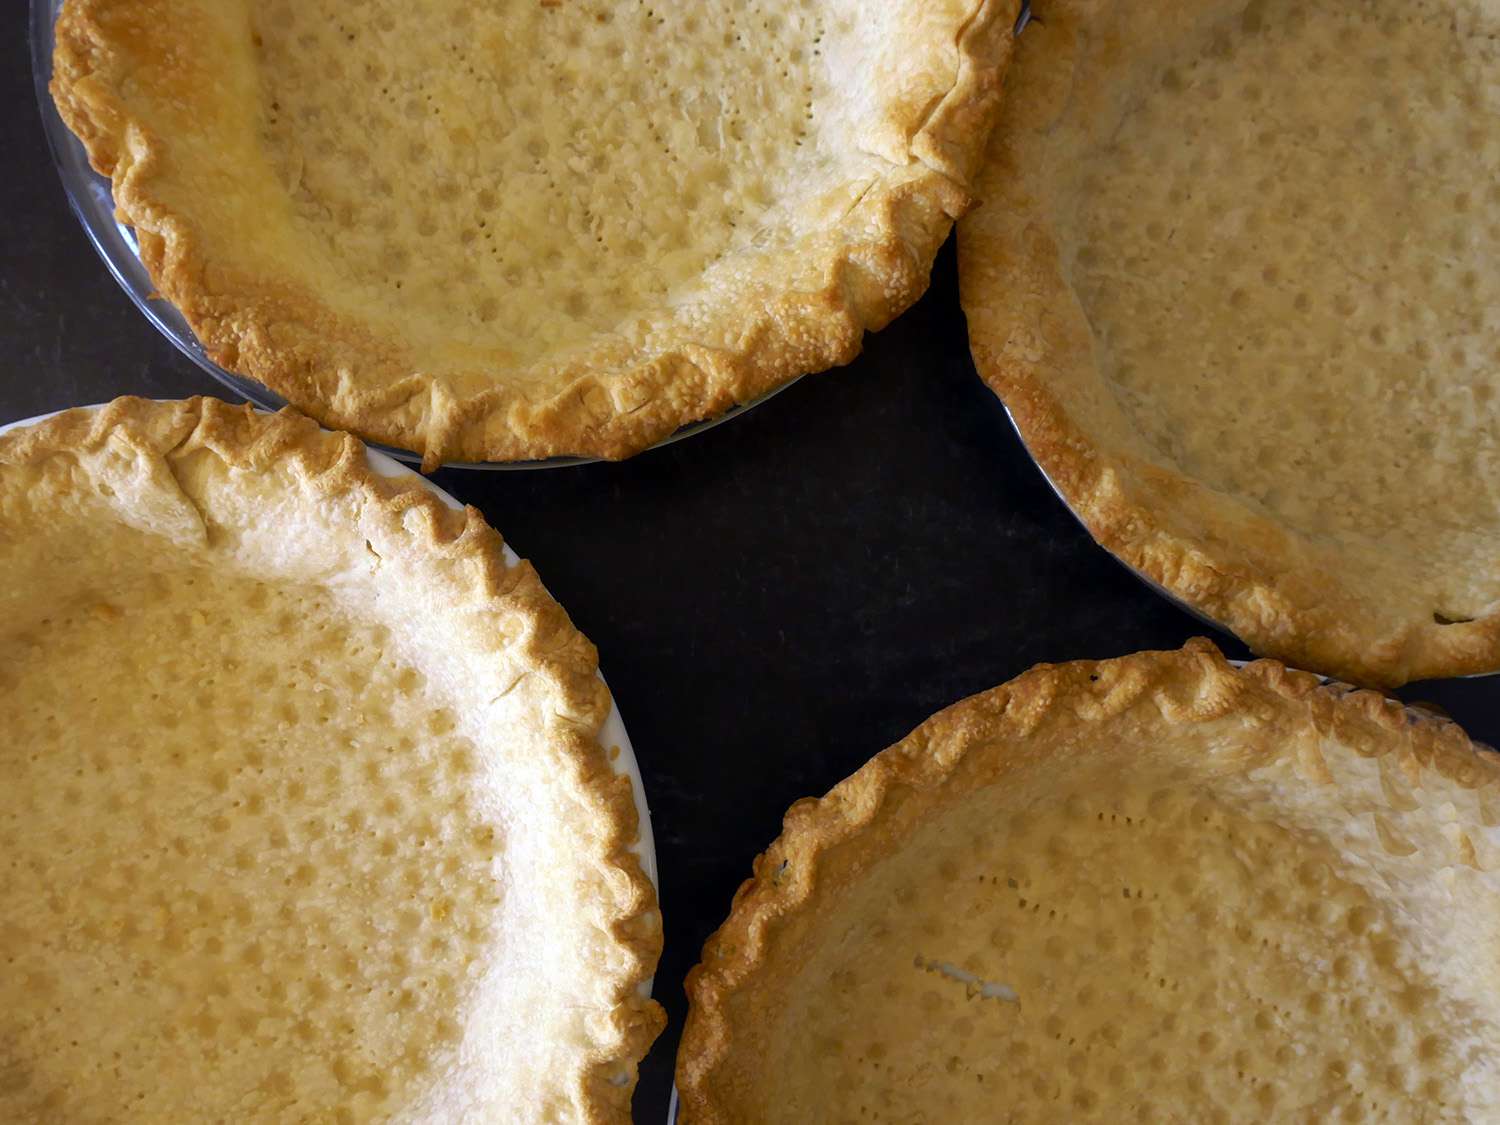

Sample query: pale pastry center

[1069,0,1500,594]
[772,782,1472,1122]
[0,569,502,1121]
[253,0,835,361]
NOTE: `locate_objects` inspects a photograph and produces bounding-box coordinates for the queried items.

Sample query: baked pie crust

[51,0,1020,467]
[958,0,1500,686]
[0,398,662,1121]
[678,640,1500,1122]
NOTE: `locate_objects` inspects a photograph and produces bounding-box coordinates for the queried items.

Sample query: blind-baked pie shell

[959,0,1500,686]
[0,398,662,1122]
[51,0,1020,467]
[677,640,1500,1122]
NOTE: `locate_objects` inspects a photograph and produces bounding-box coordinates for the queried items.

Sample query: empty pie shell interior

[677,640,1500,1122]
[51,0,1019,466]
[958,0,1500,686]
[0,398,662,1121]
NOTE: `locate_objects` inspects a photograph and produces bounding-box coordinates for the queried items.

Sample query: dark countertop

[4,16,1495,1121]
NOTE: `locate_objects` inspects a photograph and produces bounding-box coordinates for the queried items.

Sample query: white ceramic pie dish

[27,0,794,471]
[0,405,659,900]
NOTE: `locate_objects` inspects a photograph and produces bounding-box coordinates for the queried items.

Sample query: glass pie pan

[29,0,791,471]
[0,404,659,993]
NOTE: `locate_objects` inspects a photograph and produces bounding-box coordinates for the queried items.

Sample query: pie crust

[958,0,1500,686]
[677,640,1500,1122]
[0,398,662,1121]
[51,0,1020,468]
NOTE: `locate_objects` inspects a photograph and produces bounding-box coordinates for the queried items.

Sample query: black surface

[5,18,1497,1122]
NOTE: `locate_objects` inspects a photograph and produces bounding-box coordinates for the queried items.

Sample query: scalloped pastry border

[50,1,1021,468]
[675,638,1500,1120]
[0,396,665,1122]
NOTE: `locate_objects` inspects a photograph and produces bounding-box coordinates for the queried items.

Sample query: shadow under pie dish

[0,398,662,1121]
[958,0,1500,687]
[676,640,1500,1123]
[49,0,1021,469]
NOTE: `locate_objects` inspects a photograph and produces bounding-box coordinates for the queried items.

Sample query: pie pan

[662,650,1489,1124]
[27,0,792,471]
[958,0,1500,688]
[0,398,662,1119]
[37,0,1019,468]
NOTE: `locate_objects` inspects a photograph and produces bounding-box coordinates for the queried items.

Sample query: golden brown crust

[675,638,1500,1120]
[0,397,664,1121]
[957,0,1500,687]
[51,1,1021,469]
